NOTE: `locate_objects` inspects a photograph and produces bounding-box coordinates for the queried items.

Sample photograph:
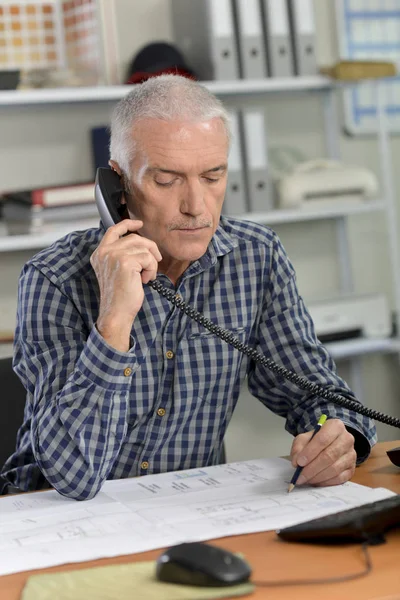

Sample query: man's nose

[180,180,205,216]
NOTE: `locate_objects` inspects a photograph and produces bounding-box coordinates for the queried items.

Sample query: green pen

[287,414,328,493]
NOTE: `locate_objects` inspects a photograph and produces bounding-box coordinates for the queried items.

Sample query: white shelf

[208,76,332,95]
[326,337,400,360]
[0,201,385,252]
[0,76,332,107]
[0,220,99,252]
[238,200,386,225]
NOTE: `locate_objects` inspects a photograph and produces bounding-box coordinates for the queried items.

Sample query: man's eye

[204,177,219,183]
[155,180,175,187]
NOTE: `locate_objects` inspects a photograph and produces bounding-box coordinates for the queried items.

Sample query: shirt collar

[209,219,239,259]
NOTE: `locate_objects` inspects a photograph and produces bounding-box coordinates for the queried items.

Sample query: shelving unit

[0,76,331,106]
[0,77,399,376]
[0,199,385,253]
[244,199,386,226]
[0,222,99,252]
[326,337,400,360]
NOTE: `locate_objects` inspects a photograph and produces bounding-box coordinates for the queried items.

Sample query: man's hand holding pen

[289,417,357,491]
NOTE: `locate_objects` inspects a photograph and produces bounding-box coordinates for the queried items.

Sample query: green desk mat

[21,559,255,600]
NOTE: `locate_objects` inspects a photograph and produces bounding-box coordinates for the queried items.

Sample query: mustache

[168,220,212,231]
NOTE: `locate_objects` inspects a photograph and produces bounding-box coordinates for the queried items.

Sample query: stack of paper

[0,457,394,576]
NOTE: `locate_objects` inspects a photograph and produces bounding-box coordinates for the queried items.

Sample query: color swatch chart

[336,0,400,134]
[63,0,99,76]
[0,0,100,75]
[0,1,59,69]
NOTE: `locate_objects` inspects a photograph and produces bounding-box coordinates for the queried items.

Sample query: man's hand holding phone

[90,219,162,352]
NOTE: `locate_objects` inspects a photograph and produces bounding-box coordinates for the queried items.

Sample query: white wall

[0,0,399,459]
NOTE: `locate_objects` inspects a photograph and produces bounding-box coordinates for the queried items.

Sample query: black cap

[125,41,197,84]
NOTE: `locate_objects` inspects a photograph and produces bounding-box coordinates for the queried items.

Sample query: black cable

[251,542,372,587]
[148,279,400,429]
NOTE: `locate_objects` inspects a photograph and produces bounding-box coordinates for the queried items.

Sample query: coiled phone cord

[148,279,400,429]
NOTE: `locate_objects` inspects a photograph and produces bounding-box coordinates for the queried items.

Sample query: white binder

[287,0,317,76]
[233,0,268,79]
[223,110,248,216]
[261,0,294,78]
[242,109,273,213]
[170,0,240,81]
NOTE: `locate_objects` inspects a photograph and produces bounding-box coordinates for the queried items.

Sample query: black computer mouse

[155,541,252,587]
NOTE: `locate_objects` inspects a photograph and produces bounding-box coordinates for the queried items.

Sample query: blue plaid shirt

[2,217,376,500]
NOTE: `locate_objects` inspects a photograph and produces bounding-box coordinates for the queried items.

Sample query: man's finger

[108,233,163,262]
[296,436,345,484]
[138,252,160,284]
[312,467,356,487]
[302,449,357,486]
[102,219,144,243]
[290,431,314,467]
[97,220,163,263]
[295,419,344,467]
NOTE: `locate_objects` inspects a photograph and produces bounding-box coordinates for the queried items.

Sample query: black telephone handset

[95,167,126,228]
[94,167,400,455]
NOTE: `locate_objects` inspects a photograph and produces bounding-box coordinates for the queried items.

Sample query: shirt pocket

[176,326,249,409]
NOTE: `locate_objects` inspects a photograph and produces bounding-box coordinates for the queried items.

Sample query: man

[1,75,375,500]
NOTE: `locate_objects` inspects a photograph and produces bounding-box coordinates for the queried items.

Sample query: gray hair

[109,74,231,175]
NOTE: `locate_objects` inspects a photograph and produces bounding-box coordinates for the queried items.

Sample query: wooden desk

[1,440,400,600]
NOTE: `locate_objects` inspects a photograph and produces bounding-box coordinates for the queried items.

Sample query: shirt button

[165,350,174,359]
[123,367,132,377]
[141,461,149,470]
[157,408,166,417]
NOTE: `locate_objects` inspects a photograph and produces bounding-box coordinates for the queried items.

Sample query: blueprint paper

[0,457,395,576]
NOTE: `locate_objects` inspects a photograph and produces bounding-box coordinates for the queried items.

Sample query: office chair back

[0,356,26,470]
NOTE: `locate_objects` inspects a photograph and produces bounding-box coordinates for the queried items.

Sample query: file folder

[261,0,294,78]
[242,109,272,213]
[223,110,248,216]
[287,0,317,76]
[233,0,268,79]
[170,0,240,81]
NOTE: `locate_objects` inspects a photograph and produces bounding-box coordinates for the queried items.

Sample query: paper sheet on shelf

[0,457,395,576]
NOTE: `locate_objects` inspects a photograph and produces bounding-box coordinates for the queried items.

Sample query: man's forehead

[130,118,228,175]
[132,117,228,145]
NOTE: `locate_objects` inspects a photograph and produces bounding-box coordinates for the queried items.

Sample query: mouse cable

[251,541,371,588]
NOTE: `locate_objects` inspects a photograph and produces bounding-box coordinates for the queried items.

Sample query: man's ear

[108,160,122,176]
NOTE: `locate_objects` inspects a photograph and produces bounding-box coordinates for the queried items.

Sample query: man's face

[123,117,229,279]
